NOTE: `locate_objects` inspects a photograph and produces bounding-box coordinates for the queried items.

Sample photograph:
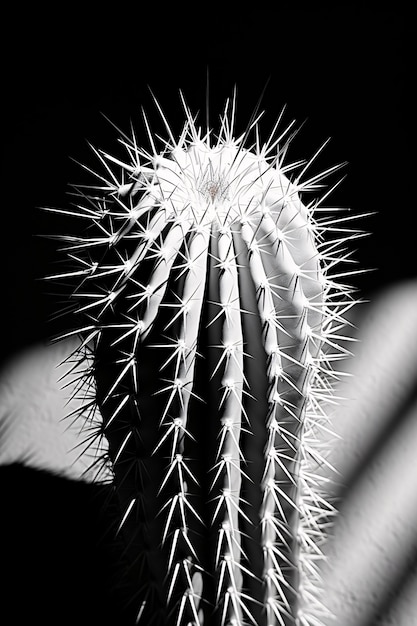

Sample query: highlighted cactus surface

[47,93,361,626]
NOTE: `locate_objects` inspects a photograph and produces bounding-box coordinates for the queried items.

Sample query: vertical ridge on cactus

[46,90,364,625]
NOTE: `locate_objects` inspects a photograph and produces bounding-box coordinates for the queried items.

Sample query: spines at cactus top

[46,92,364,626]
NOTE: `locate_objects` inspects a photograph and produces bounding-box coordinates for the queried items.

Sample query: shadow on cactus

[45,90,365,626]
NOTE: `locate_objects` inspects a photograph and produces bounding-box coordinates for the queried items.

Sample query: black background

[1,7,413,361]
[0,8,414,625]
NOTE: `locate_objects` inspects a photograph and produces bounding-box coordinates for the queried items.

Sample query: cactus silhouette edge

[46,91,364,626]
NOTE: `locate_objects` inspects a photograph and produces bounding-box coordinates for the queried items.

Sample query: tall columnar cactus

[48,93,361,626]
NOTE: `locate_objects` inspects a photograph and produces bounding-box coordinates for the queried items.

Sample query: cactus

[46,91,362,626]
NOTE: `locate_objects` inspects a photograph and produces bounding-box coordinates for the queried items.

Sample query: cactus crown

[47,91,363,626]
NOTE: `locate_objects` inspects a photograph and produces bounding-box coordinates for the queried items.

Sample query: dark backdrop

[0,8,414,625]
[1,7,413,365]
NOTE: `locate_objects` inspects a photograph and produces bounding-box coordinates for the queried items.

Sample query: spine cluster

[48,93,361,626]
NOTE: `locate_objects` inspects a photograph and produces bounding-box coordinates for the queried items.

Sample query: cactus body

[49,94,359,626]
